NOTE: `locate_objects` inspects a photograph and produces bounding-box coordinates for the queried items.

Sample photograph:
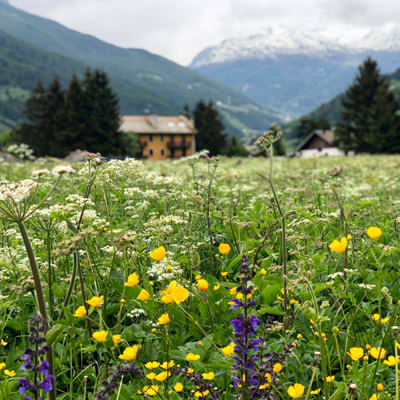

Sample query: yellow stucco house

[120,115,198,160]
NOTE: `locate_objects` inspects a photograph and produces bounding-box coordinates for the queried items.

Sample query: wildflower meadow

[0,151,400,400]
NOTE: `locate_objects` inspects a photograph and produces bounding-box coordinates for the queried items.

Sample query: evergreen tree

[193,100,227,156]
[17,78,66,156]
[63,74,86,150]
[78,69,122,155]
[336,57,400,153]
[297,117,331,138]
[15,69,123,157]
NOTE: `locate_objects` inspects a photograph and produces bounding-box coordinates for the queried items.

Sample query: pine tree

[15,69,123,157]
[193,100,227,156]
[17,78,66,157]
[78,69,122,155]
[63,74,86,150]
[336,57,400,153]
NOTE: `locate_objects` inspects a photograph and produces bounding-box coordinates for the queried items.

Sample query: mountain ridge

[190,26,400,67]
[190,26,400,116]
[0,2,283,135]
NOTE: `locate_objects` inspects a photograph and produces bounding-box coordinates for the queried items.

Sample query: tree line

[296,57,400,154]
[13,69,126,157]
[5,68,249,157]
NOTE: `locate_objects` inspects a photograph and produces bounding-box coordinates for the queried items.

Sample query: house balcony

[167,141,190,150]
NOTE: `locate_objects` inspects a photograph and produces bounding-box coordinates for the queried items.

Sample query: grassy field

[0,154,399,399]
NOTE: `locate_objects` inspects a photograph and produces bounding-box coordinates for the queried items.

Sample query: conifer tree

[78,69,122,155]
[15,69,123,157]
[193,100,227,156]
[17,78,66,156]
[63,74,86,149]
[336,57,400,153]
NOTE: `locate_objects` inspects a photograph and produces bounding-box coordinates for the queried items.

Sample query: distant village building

[295,129,345,157]
[120,115,197,160]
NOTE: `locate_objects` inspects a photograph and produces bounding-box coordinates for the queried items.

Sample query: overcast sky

[10,0,400,65]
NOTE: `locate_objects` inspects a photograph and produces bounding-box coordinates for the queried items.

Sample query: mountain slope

[190,27,400,116]
[0,29,178,131]
[0,2,283,135]
[282,67,400,143]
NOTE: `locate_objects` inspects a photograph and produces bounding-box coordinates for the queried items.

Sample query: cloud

[10,0,400,65]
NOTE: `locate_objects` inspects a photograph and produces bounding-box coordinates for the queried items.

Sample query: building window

[149,149,154,156]
[160,134,164,141]
[161,149,165,156]
[149,134,153,142]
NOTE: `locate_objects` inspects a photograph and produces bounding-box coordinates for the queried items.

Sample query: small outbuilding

[295,129,345,158]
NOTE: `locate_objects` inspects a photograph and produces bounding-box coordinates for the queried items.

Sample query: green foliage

[193,100,227,156]
[0,155,400,398]
[336,57,400,153]
[14,70,123,157]
[296,117,331,138]
[222,137,249,157]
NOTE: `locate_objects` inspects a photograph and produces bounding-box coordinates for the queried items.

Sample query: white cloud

[10,0,400,65]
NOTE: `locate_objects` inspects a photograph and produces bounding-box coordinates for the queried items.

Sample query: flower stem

[17,221,56,400]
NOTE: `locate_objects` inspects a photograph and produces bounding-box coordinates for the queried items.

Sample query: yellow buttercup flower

[273,363,282,373]
[367,226,382,239]
[146,372,157,380]
[213,284,221,291]
[195,390,210,397]
[86,295,104,308]
[221,271,228,277]
[370,347,386,360]
[221,343,235,356]
[347,347,364,361]
[196,279,209,291]
[186,353,201,361]
[4,370,15,377]
[311,388,321,395]
[92,330,108,343]
[377,383,384,391]
[149,246,166,261]
[384,355,400,366]
[73,306,87,318]
[157,313,170,325]
[160,281,189,304]
[287,383,305,398]
[155,371,171,381]
[0,340,7,346]
[0,363,5,370]
[145,361,160,369]
[202,372,214,380]
[119,345,139,361]
[372,313,381,321]
[328,236,348,253]
[187,368,194,373]
[174,382,183,392]
[112,334,121,347]
[125,272,139,287]
[369,395,380,400]
[259,383,270,390]
[297,333,303,339]
[260,268,267,275]
[137,289,150,301]
[229,287,237,295]
[380,317,390,324]
[161,360,175,369]
[326,375,335,383]
[218,243,231,255]
[144,385,159,396]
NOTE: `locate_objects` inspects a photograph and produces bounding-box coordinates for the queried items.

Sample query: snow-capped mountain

[190,26,400,116]
[191,26,400,68]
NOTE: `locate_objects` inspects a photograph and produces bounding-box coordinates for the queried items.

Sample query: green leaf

[46,323,68,345]
[258,306,285,316]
